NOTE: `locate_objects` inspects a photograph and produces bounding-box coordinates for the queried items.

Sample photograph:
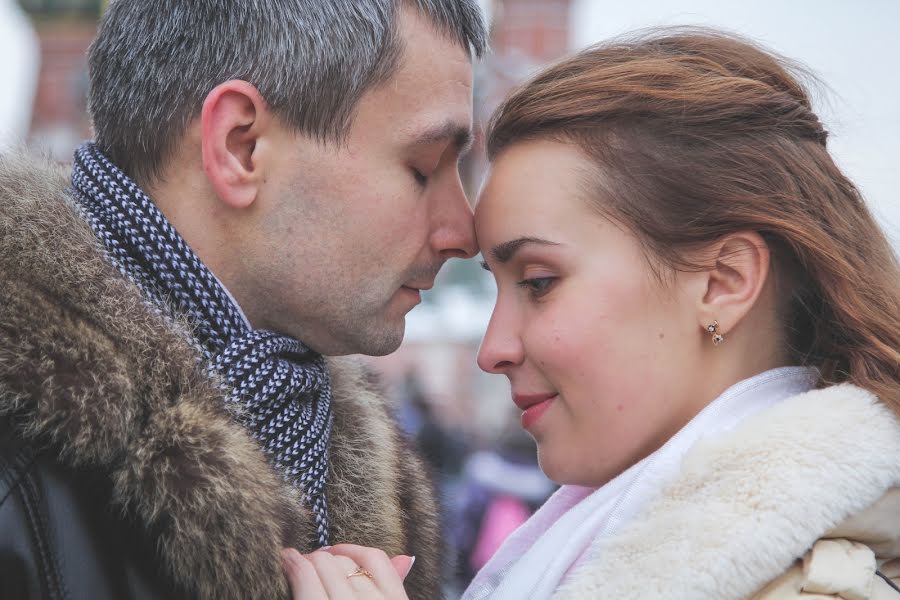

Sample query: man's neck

[145,165,254,329]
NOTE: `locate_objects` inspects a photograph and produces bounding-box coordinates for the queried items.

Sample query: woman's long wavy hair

[487,28,900,411]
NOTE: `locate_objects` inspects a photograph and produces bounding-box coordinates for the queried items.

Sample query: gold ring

[347,566,374,579]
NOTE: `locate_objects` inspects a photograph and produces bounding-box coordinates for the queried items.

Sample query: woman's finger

[390,555,416,581]
[327,544,412,598]
[282,548,328,600]
[307,549,379,598]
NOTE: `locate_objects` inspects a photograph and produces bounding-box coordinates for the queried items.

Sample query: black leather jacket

[0,420,183,600]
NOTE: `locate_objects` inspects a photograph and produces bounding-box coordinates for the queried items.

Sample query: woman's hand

[282,544,415,599]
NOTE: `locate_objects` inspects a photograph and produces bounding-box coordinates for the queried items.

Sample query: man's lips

[512,392,558,411]
[399,287,421,304]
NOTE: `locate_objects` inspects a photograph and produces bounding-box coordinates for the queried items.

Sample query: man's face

[244,8,476,355]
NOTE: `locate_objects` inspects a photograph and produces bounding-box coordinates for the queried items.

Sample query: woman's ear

[695,231,771,337]
[200,80,270,210]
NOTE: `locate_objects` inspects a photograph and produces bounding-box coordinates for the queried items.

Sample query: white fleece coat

[554,384,900,600]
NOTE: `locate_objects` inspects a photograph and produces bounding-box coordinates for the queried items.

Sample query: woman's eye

[517,277,556,298]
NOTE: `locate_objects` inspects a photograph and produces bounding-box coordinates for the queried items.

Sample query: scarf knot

[70,142,333,546]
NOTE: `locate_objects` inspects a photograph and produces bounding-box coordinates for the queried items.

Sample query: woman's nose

[477,307,524,374]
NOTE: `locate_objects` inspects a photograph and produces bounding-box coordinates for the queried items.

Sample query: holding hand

[282,544,415,600]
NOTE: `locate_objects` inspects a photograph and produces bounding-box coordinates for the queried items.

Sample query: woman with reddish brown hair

[466,29,900,600]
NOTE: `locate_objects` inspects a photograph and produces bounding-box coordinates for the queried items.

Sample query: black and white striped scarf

[70,142,333,546]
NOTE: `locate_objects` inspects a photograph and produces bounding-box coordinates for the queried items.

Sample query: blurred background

[4,0,898,595]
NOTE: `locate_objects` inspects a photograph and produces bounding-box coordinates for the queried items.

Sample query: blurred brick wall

[28,20,96,159]
[24,0,573,163]
[492,0,571,61]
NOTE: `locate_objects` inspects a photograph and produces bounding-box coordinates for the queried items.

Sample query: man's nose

[430,176,478,260]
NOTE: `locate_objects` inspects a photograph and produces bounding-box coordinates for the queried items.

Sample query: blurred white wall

[571,0,900,250]
[0,0,40,149]
[476,0,495,27]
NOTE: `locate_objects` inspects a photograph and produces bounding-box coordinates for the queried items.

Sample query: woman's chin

[536,447,581,486]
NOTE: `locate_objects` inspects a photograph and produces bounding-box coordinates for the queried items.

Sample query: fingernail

[404,555,416,578]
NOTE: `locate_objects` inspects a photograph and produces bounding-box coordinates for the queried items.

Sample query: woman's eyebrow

[490,237,561,263]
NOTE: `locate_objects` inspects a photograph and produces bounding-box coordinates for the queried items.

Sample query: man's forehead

[384,5,474,104]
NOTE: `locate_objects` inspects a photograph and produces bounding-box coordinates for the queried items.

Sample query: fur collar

[556,384,900,600]
[0,153,441,599]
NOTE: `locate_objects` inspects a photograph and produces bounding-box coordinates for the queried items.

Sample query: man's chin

[363,321,406,356]
[331,317,406,357]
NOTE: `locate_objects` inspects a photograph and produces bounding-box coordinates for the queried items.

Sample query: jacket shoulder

[753,539,900,600]
[0,422,35,509]
[0,151,70,221]
[0,421,68,599]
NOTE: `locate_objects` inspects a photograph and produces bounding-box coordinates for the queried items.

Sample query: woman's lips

[513,393,558,429]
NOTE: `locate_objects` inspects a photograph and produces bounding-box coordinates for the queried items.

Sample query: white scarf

[462,366,820,600]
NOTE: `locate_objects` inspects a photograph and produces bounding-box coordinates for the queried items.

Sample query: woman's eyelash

[516,277,556,297]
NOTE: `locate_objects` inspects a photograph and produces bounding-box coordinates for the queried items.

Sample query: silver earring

[706,320,725,346]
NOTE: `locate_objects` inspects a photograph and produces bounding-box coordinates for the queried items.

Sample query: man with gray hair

[0,1,486,598]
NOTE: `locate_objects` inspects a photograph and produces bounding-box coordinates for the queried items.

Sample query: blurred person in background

[398,371,468,478]
[451,430,554,592]
[396,370,472,593]
[0,1,485,599]
[466,29,900,600]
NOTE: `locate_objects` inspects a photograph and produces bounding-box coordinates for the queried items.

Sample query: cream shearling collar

[556,384,900,600]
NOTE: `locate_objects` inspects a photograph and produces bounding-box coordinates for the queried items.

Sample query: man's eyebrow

[484,237,561,267]
[410,121,473,156]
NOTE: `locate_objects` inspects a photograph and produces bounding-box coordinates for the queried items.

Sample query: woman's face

[476,139,708,487]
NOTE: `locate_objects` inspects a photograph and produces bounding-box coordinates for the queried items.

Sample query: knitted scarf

[70,142,333,546]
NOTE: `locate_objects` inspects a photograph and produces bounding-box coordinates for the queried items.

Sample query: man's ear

[695,231,771,337]
[200,80,269,209]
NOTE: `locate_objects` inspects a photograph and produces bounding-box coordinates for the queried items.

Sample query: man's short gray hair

[88,0,488,184]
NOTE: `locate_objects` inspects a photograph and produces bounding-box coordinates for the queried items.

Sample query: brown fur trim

[396,437,445,599]
[0,153,442,599]
[326,358,445,599]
